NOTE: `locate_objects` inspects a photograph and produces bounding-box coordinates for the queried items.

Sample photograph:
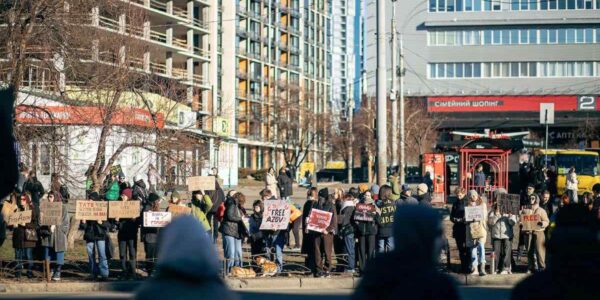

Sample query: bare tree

[403,99,443,166]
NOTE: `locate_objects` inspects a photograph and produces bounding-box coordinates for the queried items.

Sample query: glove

[537,221,543,227]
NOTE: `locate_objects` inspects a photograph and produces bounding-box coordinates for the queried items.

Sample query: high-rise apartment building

[331,0,357,119]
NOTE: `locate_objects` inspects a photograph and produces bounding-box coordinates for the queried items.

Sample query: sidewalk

[0,274,527,294]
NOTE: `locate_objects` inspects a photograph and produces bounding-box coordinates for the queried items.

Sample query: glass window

[465,0,473,10]
[529,62,537,77]
[557,29,566,44]
[584,28,593,43]
[465,63,473,77]
[447,0,455,11]
[556,62,564,76]
[447,31,456,46]
[596,27,600,43]
[520,29,529,44]
[502,30,510,44]
[566,28,576,43]
[501,62,510,77]
[548,62,556,76]
[549,29,558,43]
[474,0,482,11]
[430,64,437,78]
[549,0,558,9]
[510,62,519,76]
[493,0,501,10]
[456,31,463,45]
[529,29,537,43]
[437,64,445,78]
[485,0,492,10]
[520,62,529,76]
[483,62,491,77]
[558,0,567,9]
[540,62,547,76]
[567,0,576,9]
[530,0,538,9]
[492,62,501,77]
[565,62,574,76]
[438,31,446,45]
[576,62,584,76]
[464,31,472,45]
[456,0,463,11]
[511,29,520,44]
[446,63,455,78]
[456,63,464,77]
[493,30,501,44]
[429,32,437,45]
[484,30,493,44]
[540,29,548,44]
[520,0,528,10]
[541,0,549,9]
[473,63,481,77]
[473,30,481,44]
[576,0,584,9]
[582,62,592,76]
[512,0,520,10]
[585,0,592,8]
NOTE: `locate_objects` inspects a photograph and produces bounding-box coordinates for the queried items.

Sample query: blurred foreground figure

[0,88,19,199]
[135,216,239,300]
[353,205,459,300]
[511,204,600,300]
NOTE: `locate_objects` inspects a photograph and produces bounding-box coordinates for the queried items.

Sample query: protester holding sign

[520,193,549,273]
[488,189,517,275]
[248,200,266,256]
[354,190,379,274]
[301,188,318,272]
[377,185,397,253]
[190,190,213,233]
[11,193,37,279]
[310,188,337,278]
[39,191,70,281]
[117,190,141,280]
[81,192,110,280]
[220,191,246,275]
[465,190,488,276]
[141,193,162,276]
[337,193,356,273]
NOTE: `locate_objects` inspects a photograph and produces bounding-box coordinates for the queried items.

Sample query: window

[483,62,491,77]
[492,62,501,77]
[429,32,437,45]
[549,29,558,43]
[464,31,473,45]
[474,0,482,11]
[520,62,529,77]
[529,29,537,44]
[447,31,456,46]
[510,62,519,76]
[557,29,566,43]
[456,63,464,77]
[541,0,549,9]
[492,30,501,44]
[429,0,437,11]
[502,30,510,44]
[465,0,473,10]
[430,64,437,78]
[473,63,481,77]
[447,0,455,11]
[576,28,584,43]
[520,29,529,44]
[567,0,576,9]
[584,28,593,43]
[549,0,558,9]
[438,31,446,45]
[585,0,593,8]
[520,0,528,10]
[558,0,567,9]
[439,0,446,11]
[540,29,548,43]
[566,28,576,43]
[540,62,548,76]
[529,62,537,76]
[493,0,501,10]
[484,30,492,44]
[511,29,520,44]
[465,63,473,77]
[582,62,593,76]
[446,63,455,78]
[484,0,492,10]
[577,0,585,9]
[512,0,520,10]
[437,64,445,78]
[565,62,574,76]
[501,62,510,77]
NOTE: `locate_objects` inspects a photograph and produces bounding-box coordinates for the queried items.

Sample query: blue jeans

[471,241,486,268]
[266,232,286,271]
[223,235,242,274]
[15,248,33,273]
[378,237,394,253]
[86,240,109,278]
[344,233,356,271]
[43,247,65,267]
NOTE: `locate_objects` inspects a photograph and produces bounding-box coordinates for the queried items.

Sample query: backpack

[215,202,226,222]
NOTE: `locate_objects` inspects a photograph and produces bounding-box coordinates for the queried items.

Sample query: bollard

[45,259,51,282]
[490,252,496,275]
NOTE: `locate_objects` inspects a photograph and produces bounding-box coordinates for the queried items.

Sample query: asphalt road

[0,286,513,300]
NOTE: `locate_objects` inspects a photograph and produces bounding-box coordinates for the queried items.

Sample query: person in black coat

[117,191,141,279]
[277,168,293,201]
[311,188,338,277]
[82,192,110,280]
[354,190,379,274]
[449,187,469,273]
[219,192,246,274]
[206,179,226,243]
[23,171,44,208]
[141,193,162,276]
[301,187,318,271]
[12,193,37,279]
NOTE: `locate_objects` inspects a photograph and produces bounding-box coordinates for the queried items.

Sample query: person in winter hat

[466,190,488,276]
[370,185,380,201]
[416,184,432,207]
[400,184,419,205]
[141,193,162,276]
[521,193,549,273]
[488,188,517,274]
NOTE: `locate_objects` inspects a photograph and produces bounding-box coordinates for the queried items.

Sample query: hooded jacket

[354,197,379,236]
[207,179,226,215]
[521,194,550,233]
[488,209,517,240]
[353,205,459,300]
[191,193,213,231]
[377,198,396,239]
[315,194,338,235]
[219,196,243,238]
[337,200,355,236]
[277,172,293,198]
[135,216,239,300]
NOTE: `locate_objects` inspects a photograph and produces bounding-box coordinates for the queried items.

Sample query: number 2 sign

[577,96,597,111]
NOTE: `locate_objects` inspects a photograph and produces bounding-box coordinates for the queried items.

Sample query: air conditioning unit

[177,110,197,128]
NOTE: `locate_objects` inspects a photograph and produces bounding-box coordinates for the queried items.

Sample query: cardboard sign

[144,211,172,227]
[260,200,291,230]
[306,209,333,233]
[1,201,17,222]
[108,201,141,219]
[75,200,108,221]
[168,204,191,218]
[187,176,216,192]
[7,210,32,226]
[465,206,484,222]
[354,203,376,222]
[498,194,521,215]
[40,202,63,225]
[521,214,540,231]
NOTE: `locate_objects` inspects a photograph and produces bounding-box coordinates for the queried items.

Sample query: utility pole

[399,33,406,185]
[376,0,388,185]
[390,0,399,171]
[347,91,354,184]
[363,71,373,183]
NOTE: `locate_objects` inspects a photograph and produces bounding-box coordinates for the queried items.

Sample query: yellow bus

[537,149,600,196]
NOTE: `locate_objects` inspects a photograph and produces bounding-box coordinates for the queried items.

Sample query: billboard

[427,95,599,113]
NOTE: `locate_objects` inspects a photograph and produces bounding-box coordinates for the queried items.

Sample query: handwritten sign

[168,204,191,218]
[306,209,333,233]
[75,200,108,221]
[108,201,140,219]
[498,194,521,215]
[260,200,291,230]
[521,214,540,231]
[40,202,63,225]
[187,176,216,192]
[144,211,172,227]
[465,206,484,222]
[1,201,17,222]
[354,203,376,222]
[7,210,32,226]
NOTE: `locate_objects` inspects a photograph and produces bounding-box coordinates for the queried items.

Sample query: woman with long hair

[449,187,469,273]
[39,191,70,280]
[12,193,37,279]
[465,190,488,276]
[265,167,279,199]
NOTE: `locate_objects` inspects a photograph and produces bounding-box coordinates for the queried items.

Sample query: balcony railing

[237,5,248,17]
[248,31,260,41]
[150,30,167,43]
[173,6,187,19]
[150,61,167,75]
[172,68,187,79]
[98,16,119,31]
[193,46,210,58]
[173,37,187,49]
[192,73,208,86]
[149,0,167,12]
[237,27,247,38]
[278,42,288,51]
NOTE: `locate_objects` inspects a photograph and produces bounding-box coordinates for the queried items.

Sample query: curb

[0,274,526,293]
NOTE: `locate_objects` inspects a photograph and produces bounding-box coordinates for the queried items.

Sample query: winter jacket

[566,172,578,191]
[520,203,550,233]
[302,199,316,231]
[466,202,488,247]
[24,178,44,205]
[141,207,160,244]
[39,203,69,252]
[387,176,401,201]
[220,197,243,239]
[207,180,226,214]
[377,200,396,238]
[191,195,213,231]
[399,194,419,205]
[416,193,432,207]
[337,200,355,236]
[83,219,109,242]
[105,181,120,201]
[265,173,279,198]
[118,217,140,241]
[474,171,486,187]
[12,208,38,249]
[312,197,338,234]
[277,174,293,198]
[132,181,148,204]
[488,210,517,240]
[248,212,265,243]
[450,198,467,239]
[354,202,379,236]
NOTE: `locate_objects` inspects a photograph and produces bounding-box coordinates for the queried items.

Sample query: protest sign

[521,214,540,231]
[143,211,172,227]
[7,210,32,226]
[260,200,291,230]
[168,204,191,218]
[187,176,216,192]
[40,202,63,225]
[498,194,521,215]
[1,201,17,222]
[75,201,108,221]
[108,201,141,219]
[465,206,484,221]
[306,209,333,233]
[354,203,376,222]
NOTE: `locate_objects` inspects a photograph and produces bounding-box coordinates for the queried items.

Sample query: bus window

[556,155,598,176]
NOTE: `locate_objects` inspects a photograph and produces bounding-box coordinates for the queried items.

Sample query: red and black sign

[427,95,599,113]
